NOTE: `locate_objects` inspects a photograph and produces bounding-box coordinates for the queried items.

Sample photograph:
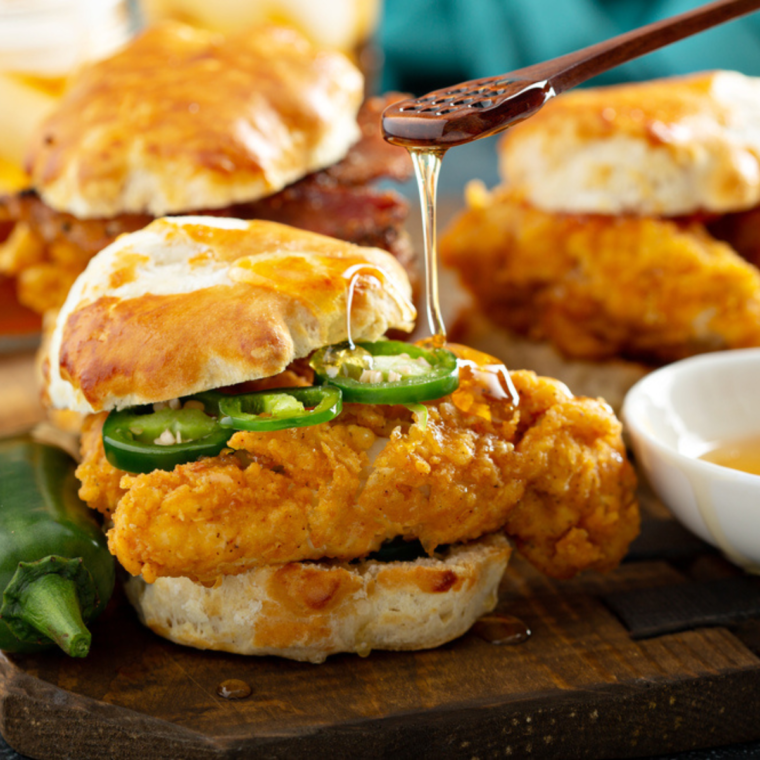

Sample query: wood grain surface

[1,351,760,760]
[0,352,44,436]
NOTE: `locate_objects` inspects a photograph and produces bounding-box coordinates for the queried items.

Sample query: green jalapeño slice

[102,394,231,474]
[218,386,342,432]
[310,340,459,404]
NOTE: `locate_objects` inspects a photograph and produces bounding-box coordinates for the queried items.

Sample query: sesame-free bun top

[27,22,364,219]
[47,217,416,413]
[500,71,760,216]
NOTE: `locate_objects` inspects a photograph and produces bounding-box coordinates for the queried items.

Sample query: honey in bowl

[699,434,760,477]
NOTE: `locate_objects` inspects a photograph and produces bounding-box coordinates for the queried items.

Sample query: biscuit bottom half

[125,534,511,663]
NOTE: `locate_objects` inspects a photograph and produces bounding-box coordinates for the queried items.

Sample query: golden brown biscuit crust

[27,23,363,218]
[500,71,760,215]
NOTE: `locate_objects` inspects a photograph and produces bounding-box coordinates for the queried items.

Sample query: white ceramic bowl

[622,348,760,573]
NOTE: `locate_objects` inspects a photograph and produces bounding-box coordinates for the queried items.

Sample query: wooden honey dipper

[382,0,760,148]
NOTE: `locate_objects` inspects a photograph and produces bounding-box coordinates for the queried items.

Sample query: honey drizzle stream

[341,263,415,350]
[345,275,359,350]
[342,264,379,350]
[410,148,447,347]
[408,147,520,407]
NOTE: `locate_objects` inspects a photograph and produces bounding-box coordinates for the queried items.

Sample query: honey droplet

[472,613,531,645]
[217,679,252,699]
[342,263,387,349]
[356,641,372,658]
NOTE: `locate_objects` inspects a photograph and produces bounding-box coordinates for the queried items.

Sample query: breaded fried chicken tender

[47,216,638,661]
[443,184,760,365]
[78,357,637,584]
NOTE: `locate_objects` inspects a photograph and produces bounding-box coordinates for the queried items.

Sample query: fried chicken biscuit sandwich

[442,71,760,411]
[45,216,639,663]
[0,22,414,315]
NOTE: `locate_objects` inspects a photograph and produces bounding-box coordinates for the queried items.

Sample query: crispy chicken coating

[441,185,760,364]
[77,412,127,518]
[77,349,639,584]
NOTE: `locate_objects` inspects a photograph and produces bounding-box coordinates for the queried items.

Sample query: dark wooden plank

[5,661,760,760]
[625,520,717,563]
[604,578,760,639]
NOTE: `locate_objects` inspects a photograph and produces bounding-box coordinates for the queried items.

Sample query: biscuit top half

[47,217,416,413]
[500,71,760,216]
[27,22,364,219]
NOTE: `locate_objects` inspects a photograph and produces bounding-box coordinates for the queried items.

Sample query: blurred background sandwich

[0,20,414,317]
[441,71,760,411]
[140,0,383,88]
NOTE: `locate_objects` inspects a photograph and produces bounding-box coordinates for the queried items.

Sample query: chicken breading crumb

[77,412,127,518]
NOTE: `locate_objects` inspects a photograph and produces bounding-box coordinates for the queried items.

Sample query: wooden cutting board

[1,352,760,760]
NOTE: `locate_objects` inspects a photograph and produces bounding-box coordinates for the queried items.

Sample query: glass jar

[0,0,133,192]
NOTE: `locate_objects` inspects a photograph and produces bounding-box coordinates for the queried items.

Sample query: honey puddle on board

[699,434,760,476]
[216,679,252,699]
[472,613,532,645]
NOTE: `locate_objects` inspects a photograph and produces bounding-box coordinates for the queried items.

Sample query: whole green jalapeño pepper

[310,340,459,404]
[0,437,115,657]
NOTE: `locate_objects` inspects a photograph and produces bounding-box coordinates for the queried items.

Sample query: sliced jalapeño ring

[102,395,230,474]
[310,340,459,404]
[218,386,343,432]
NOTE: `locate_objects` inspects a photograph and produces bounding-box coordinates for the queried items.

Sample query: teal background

[380,0,760,94]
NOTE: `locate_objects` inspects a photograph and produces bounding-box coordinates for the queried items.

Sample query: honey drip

[216,679,252,700]
[472,613,531,645]
[456,358,520,409]
[410,148,447,347]
[342,263,385,350]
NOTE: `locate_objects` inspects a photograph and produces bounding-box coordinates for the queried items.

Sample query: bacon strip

[1,190,152,259]
[231,179,406,246]
[707,207,760,269]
